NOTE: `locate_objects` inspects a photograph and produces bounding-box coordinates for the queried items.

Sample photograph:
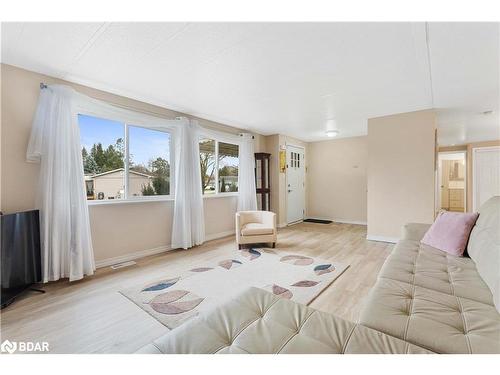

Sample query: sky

[78,114,170,167]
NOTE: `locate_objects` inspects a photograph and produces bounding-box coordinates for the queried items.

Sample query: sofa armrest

[402,223,431,241]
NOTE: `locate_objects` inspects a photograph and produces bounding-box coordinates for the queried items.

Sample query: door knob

[288,189,292,193]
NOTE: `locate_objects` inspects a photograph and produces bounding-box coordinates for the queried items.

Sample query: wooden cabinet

[255,153,271,211]
[448,188,464,211]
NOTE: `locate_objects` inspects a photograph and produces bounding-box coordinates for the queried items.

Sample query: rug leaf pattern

[314,264,335,275]
[148,290,204,315]
[218,259,243,270]
[272,284,293,299]
[291,280,319,287]
[240,248,261,260]
[190,267,213,273]
[141,277,180,292]
[280,255,314,266]
[121,250,348,330]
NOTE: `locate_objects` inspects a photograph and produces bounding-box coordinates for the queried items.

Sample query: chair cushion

[241,223,274,236]
[136,287,433,354]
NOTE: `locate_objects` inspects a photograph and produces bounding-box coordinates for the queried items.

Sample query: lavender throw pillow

[421,211,479,256]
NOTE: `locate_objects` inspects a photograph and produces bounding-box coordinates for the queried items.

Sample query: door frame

[472,146,500,211]
[437,150,467,213]
[285,143,306,225]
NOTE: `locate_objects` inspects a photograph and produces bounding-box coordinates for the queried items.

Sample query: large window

[79,114,171,201]
[199,138,239,195]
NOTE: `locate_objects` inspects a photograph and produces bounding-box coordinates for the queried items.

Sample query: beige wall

[307,136,367,224]
[0,64,257,263]
[367,110,436,240]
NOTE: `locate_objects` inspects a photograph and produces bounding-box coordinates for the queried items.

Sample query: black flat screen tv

[1,209,42,308]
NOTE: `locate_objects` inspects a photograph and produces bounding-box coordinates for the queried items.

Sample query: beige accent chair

[236,211,277,249]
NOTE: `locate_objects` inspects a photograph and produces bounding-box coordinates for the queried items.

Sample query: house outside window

[78,114,171,202]
[199,138,239,195]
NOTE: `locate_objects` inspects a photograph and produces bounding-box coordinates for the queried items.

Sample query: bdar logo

[1,340,17,354]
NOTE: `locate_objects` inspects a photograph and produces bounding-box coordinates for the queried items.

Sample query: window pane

[79,114,125,200]
[218,142,239,193]
[129,126,171,197]
[199,138,216,195]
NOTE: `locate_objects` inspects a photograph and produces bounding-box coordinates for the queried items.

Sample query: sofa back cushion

[421,211,479,256]
[467,196,500,313]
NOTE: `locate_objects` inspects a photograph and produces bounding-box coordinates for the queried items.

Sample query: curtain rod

[39,81,255,138]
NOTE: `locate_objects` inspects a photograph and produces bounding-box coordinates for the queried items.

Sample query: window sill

[87,197,174,206]
[87,193,239,206]
[202,192,239,199]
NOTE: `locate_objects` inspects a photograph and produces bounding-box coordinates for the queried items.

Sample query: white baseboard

[332,218,367,225]
[205,230,235,241]
[95,230,236,268]
[95,245,172,268]
[366,235,399,243]
[305,216,367,226]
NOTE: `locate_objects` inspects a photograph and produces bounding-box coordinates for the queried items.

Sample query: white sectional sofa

[137,197,500,354]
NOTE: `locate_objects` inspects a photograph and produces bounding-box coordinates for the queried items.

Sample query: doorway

[286,145,305,224]
[472,146,500,211]
[437,151,466,213]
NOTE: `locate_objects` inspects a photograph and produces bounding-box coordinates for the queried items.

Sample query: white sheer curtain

[26,85,95,282]
[237,133,257,211]
[171,118,205,249]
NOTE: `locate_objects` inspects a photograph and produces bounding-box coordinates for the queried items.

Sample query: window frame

[199,136,240,198]
[78,111,174,205]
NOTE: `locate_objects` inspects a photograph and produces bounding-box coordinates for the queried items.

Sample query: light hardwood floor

[0,222,393,353]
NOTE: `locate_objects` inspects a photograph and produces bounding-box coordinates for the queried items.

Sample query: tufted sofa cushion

[136,287,432,354]
[359,278,500,353]
[378,239,494,305]
[358,223,500,354]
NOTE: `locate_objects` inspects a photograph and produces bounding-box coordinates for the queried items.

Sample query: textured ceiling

[1,22,498,144]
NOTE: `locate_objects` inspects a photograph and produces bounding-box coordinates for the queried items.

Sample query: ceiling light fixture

[326,130,339,137]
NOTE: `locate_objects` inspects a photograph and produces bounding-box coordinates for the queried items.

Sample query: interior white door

[286,145,305,224]
[473,146,500,211]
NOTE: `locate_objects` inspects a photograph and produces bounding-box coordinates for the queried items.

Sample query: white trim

[88,192,239,205]
[95,245,172,268]
[205,230,235,241]
[285,144,306,224]
[96,229,236,268]
[472,145,500,211]
[88,196,174,206]
[334,219,367,225]
[202,192,239,199]
[366,235,399,243]
[278,223,288,229]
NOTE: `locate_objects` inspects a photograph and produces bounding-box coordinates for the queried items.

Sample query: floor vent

[110,261,137,270]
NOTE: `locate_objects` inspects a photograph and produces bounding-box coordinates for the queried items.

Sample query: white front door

[473,146,500,211]
[286,145,305,224]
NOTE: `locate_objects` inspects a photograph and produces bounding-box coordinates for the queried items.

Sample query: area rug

[120,248,348,329]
